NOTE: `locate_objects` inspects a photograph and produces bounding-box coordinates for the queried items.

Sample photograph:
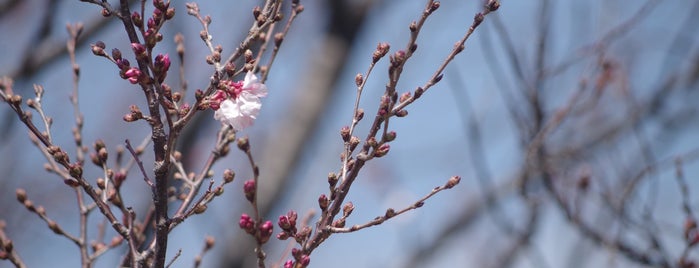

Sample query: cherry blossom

[212,72,268,131]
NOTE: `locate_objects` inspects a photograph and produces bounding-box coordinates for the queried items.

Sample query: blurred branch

[405,177,518,268]
[8,1,138,80]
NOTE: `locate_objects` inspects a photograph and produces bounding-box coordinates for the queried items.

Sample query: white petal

[243,72,268,97]
[238,93,261,117]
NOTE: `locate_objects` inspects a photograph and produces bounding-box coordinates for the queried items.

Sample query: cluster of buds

[90,139,108,166]
[362,131,394,159]
[372,42,390,63]
[276,210,303,241]
[276,210,312,249]
[285,248,311,268]
[104,45,143,85]
[388,50,407,70]
[132,0,175,48]
[91,1,176,86]
[238,214,273,244]
[107,47,138,85]
[377,95,391,117]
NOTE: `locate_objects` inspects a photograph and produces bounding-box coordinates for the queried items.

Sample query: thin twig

[327,176,461,233]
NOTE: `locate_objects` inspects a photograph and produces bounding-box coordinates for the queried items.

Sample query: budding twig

[327,176,461,233]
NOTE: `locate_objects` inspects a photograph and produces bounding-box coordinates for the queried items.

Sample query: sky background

[1,0,698,267]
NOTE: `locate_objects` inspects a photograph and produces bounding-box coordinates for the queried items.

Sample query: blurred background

[1,0,698,267]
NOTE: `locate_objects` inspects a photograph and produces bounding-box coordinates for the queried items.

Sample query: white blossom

[213,72,268,131]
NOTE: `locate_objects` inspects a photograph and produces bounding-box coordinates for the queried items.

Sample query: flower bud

[299,255,310,267]
[328,172,338,187]
[124,68,142,84]
[48,220,61,234]
[111,48,122,61]
[367,137,378,148]
[194,204,208,214]
[333,218,345,228]
[373,42,390,63]
[390,50,406,67]
[340,126,350,142]
[414,86,424,99]
[342,202,354,217]
[454,42,465,54]
[355,109,364,121]
[23,200,34,211]
[15,189,27,203]
[237,137,250,152]
[474,12,484,27]
[223,169,235,183]
[154,53,171,73]
[274,32,284,47]
[91,41,106,56]
[252,6,262,20]
[355,73,363,87]
[64,179,80,188]
[429,1,440,13]
[277,231,290,240]
[131,43,146,56]
[385,208,396,218]
[205,236,215,250]
[259,220,273,243]
[244,49,253,63]
[165,8,175,20]
[445,175,461,189]
[114,172,126,188]
[98,147,108,163]
[374,143,390,158]
[399,92,411,103]
[132,12,143,28]
[278,215,292,231]
[318,194,329,211]
[239,213,255,234]
[384,131,396,142]
[291,248,301,259]
[224,62,236,76]
[349,136,360,152]
[487,0,500,12]
[243,179,256,202]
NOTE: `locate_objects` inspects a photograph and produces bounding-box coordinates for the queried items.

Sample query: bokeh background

[1,0,698,267]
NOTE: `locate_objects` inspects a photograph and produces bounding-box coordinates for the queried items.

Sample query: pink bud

[239,213,255,234]
[259,220,273,243]
[116,59,130,70]
[131,43,146,55]
[299,255,310,267]
[155,54,171,71]
[147,17,157,29]
[124,68,142,84]
[278,215,291,230]
[374,143,390,157]
[243,179,256,202]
